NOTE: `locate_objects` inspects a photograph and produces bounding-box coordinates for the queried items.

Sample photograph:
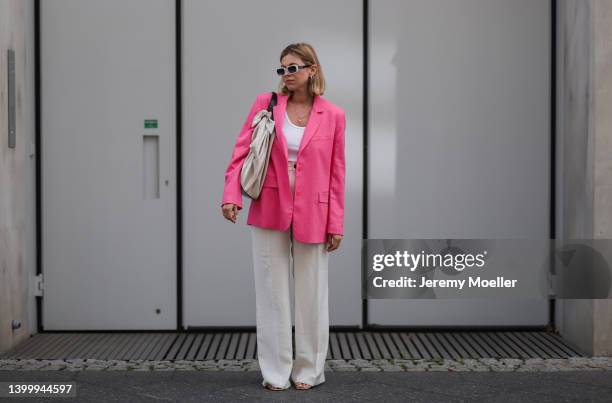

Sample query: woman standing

[221,43,346,391]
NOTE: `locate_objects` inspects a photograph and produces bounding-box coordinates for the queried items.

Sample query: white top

[283,110,305,162]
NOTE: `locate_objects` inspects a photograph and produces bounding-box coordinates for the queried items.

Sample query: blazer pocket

[312,135,333,141]
[318,191,329,203]
[262,174,278,188]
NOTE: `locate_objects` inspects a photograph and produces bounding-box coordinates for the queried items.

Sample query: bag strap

[267,91,277,120]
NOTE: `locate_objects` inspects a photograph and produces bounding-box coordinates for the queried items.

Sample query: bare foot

[294,382,312,390]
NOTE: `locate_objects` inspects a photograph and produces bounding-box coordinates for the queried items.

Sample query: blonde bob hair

[277,42,326,96]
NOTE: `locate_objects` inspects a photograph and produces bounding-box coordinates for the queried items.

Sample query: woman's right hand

[222,203,239,223]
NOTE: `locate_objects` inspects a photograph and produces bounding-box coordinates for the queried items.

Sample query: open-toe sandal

[263,383,288,391]
[294,381,312,390]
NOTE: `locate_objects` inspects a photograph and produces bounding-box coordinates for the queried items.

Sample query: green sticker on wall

[144,119,158,129]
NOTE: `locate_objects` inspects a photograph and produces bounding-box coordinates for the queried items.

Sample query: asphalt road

[1,370,612,402]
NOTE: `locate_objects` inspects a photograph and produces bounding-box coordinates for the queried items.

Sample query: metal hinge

[32,273,44,296]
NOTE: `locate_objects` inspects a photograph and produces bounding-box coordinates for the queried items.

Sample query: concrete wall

[591,0,612,356]
[1,0,611,356]
[557,0,612,356]
[0,0,37,354]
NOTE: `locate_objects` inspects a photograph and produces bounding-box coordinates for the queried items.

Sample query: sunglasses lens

[276,68,285,76]
[287,65,298,74]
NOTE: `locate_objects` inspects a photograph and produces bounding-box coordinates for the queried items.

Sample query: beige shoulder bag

[240,92,277,199]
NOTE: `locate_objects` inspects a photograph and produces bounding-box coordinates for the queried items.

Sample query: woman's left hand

[326,233,343,252]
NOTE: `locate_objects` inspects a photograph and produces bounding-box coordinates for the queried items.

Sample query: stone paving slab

[1,357,611,372]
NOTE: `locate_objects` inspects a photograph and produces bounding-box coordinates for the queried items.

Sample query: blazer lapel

[272,93,325,163]
[273,94,289,163]
[296,95,324,161]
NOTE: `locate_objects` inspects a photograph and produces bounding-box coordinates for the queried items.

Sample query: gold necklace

[288,102,312,124]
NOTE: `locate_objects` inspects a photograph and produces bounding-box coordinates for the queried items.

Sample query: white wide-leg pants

[250,160,329,389]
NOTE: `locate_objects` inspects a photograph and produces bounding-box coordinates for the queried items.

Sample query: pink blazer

[221,92,346,244]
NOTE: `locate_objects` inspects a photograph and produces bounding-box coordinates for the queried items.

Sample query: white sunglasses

[276,64,311,76]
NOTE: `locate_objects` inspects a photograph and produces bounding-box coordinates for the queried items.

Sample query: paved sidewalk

[1,370,612,402]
